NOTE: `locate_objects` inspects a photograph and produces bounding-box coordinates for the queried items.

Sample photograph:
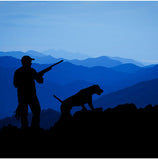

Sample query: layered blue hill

[0,51,144,67]
[0,55,158,119]
[0,66,17,118]
[111,56,144,66]
[0,51,61,64]
[0,51,44,59]
[111,63,141,73]
[43,49,89,60]
[94,78,158,109]
[69,56,122,67]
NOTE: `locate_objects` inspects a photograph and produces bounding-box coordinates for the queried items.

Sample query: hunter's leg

[29,96,41,129]
[20,103,28,128]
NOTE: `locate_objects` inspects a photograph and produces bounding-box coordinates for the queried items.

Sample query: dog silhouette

[53,85,103,117]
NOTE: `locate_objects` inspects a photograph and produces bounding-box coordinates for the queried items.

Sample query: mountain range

[94,78,158,109]
[1,75,158,129]
[69,56,144,68]
[111,63,141,73]
[0,50,144,67]
[0,51,158,121]
[68,56,122,67]
[111,56,144,66]
[0,50,158,158]
[43,49,89,60]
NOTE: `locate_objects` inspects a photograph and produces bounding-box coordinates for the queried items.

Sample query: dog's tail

[53,95,63,103]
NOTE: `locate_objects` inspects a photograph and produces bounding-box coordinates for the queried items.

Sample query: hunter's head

[21,55,35,68]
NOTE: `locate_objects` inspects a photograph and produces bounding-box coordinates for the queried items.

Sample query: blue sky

[1,1,158,63]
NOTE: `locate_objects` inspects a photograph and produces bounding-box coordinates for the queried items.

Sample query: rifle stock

[38,60,63,75]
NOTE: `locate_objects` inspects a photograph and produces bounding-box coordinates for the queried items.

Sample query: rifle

[38,60,64,76]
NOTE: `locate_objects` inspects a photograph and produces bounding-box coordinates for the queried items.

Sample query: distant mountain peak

[69,55,122,68]
[111,56,144,67]
[26,50,45,57]
[111,63,141,73]
[43,49,89,60]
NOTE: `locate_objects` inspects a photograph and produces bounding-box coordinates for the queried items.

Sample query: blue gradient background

[0,1,158,63]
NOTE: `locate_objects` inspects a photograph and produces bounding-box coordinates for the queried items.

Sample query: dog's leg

[88,99,95,110]
[81,104,87,111]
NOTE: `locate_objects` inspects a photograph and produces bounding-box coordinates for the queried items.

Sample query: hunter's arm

[13,70,19,88]
[34,69,44,83]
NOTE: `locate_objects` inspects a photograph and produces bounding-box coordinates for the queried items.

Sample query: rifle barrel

[38,60,64,75]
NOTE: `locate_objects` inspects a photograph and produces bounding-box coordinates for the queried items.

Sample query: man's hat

[21,55,35,63]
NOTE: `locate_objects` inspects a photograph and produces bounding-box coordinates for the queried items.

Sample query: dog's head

[92,85,103,95]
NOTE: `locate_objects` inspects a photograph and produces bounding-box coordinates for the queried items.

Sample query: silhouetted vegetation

[0,103,158,158]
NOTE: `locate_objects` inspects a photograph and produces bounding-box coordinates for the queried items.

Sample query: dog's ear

[93,84,99,88]
[95,84,100,89]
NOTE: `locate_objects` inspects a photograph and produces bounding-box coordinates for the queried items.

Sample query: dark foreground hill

[0,103,158,158]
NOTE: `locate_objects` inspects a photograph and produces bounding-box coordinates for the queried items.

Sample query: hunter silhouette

[13,56,43,128]
[13,56,63,128]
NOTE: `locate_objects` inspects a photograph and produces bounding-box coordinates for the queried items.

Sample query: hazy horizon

[1,1,158,63]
